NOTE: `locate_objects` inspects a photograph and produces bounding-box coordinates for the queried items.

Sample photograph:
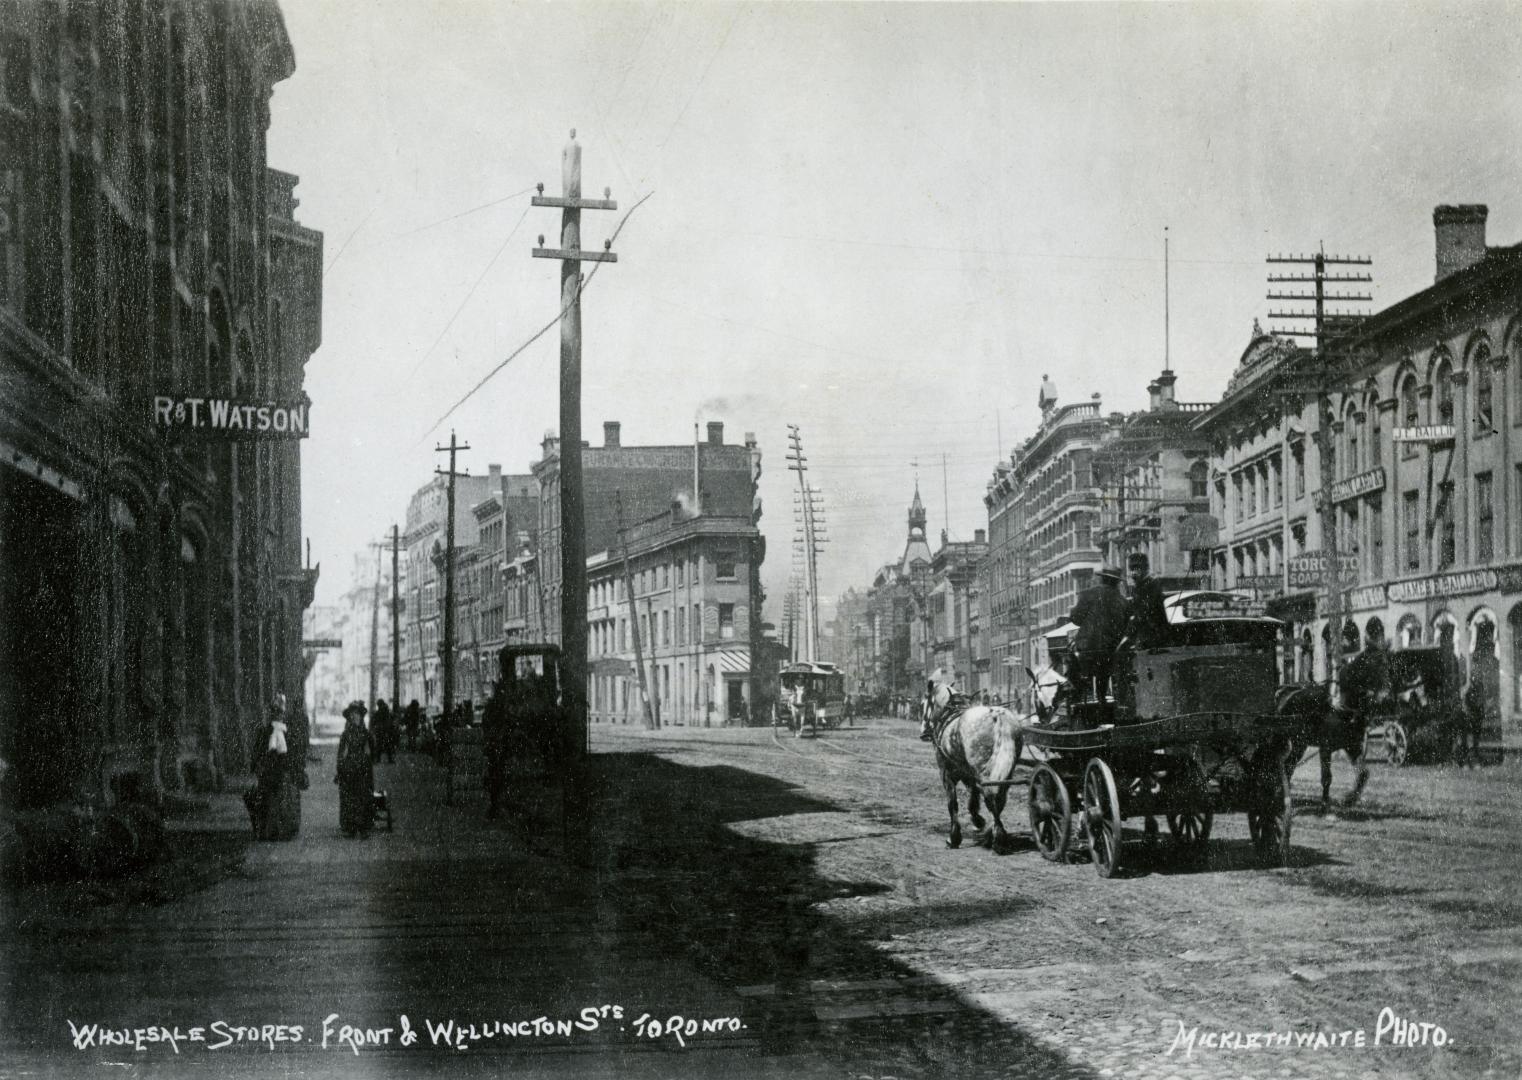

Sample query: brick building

[0,1,321,806]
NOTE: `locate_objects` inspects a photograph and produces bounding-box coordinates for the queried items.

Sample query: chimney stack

[1155,369,1177,410]
[1147,379,1162,412]
[1434,204,1488,282]
[603,421,621,449]
[707,421,724,445]
[974,528,987,544]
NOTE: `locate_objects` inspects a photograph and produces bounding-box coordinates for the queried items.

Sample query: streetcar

[774,661,849,737]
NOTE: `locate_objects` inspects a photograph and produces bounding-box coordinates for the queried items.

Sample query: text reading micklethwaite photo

[2,2,1520,1078]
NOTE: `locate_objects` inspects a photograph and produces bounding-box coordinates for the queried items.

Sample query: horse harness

[922,690,974,743]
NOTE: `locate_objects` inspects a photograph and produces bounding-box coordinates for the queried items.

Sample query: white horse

[919,682,1025,851]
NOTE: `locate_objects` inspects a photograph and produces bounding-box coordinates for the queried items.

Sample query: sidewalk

[0,745,839,1079]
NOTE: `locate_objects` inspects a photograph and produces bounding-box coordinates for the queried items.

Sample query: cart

[774,661,848,737]
[1023,592,1312,877]
[1367,646,1469,767]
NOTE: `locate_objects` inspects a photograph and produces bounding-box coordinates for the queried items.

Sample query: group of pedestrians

[245,694,309,842]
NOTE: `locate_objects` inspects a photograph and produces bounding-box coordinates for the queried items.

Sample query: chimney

[603,421,621,449]
[974,528,986,544]
[1434,204,1488,282]
[1147,379,1162,411]
[707,421,724,445]
[1156,369,1177,410]
[488,463,501,485]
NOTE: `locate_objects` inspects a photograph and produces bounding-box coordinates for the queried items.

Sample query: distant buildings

[351,419,766,724]
[1,2,321,806]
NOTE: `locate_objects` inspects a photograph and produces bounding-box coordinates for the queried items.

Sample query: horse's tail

[986,712,1021,786]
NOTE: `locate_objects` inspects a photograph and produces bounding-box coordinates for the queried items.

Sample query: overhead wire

[403,201,533,382]
[417,190,656,442]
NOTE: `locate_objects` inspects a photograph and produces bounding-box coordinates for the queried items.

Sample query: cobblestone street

[4,719,1517,1078]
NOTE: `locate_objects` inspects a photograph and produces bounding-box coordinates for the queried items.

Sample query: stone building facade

[0,1,320,807]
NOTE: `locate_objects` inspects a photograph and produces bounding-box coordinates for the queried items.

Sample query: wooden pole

[435,431,471,727]
[391,524,401,712]
[616,491,656,729]
[532,130,619,769]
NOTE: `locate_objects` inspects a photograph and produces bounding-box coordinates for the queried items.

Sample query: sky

[267,1,1522,621]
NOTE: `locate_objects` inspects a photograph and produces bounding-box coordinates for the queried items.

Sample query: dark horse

[1276,646,1392,810]
[920,683,1024,851]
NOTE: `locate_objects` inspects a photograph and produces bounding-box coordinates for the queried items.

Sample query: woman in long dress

[335,701,374,837]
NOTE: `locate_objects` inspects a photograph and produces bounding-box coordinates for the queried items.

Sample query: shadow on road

[570,751,1097,1079]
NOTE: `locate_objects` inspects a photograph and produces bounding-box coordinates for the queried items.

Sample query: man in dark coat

[1125,552,1171,649]
[1069,567,1128,701]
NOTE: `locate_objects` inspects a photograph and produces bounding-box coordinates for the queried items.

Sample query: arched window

[1474,344,1494,431]
[1365,617,1385,650]
[1397,613,1423,648]
[1435,357,1455,426]
[1189,460,1208,500]
[1351,401,1363,474]
[1401,374,1420,428]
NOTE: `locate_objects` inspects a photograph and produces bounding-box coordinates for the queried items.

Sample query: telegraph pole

[615,492,656,730]
[368,544,382,712]
[533,129,619,768]
[434,430,471,728]
[391,524,401,712]
[1268,245,1373,682]
[786,425,826,662]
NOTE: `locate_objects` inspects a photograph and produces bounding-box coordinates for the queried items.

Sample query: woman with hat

[335,701,375,837]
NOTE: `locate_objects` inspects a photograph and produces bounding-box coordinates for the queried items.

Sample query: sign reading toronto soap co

[152,396,310,439]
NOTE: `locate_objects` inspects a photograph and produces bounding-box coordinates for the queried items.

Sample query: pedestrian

[1069,566,1129,702]
[246,696,299,841]
[335,701,374,838]
[372,698,397,764]
[404,699,422,751]
[1125,552,1170,649]
[1463,622,1499,768]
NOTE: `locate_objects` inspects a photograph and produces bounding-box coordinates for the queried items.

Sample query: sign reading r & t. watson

[153,396,310,439]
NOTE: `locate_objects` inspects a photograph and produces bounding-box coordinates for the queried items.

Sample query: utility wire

[323,205,377,278]
[418,190,655,441]
[404,202,532,381]
[385,185,537,243]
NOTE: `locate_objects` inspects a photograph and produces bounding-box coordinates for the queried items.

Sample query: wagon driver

[1125,552,1170,649]
[1069,565,1128,701]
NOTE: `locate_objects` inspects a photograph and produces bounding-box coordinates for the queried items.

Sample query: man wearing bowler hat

[1069,566,1128,702]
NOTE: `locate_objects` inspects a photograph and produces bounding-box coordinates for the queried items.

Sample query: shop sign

[1318,586,1387,615]
[1234,574,1283,598]
[1181,596,1268,620]
[1326,466,1384,504]
[1288,551,1359,589]
[1388,568,1498,604]
[1392,425,1455,443]
[152,396,310,439]
[303,638,342,649]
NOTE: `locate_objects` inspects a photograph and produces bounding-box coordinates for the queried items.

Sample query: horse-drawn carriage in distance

[1020,591,1312,877]
[774,661,848,737]
[1368,645,1471,767]
[484,644,570,779]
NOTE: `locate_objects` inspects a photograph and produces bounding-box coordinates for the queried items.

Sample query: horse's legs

[1318,744,1334,811]
[967,785,987,832]
[941,765,962,849]
[985,784,1011,853]
[1342,729,1370,807]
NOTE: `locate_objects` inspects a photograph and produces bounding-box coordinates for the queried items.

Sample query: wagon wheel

[1083,758,1123,879]
[1384,720,1409,768]
[1247,757,1292,868]
[1027,763,1072,862]
[1164,756,1214,857]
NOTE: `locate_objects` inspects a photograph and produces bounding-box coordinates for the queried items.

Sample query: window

[1189,461,1208,500]
[715,554,737,581]
[719,603,735,640]
[1437,481,1455,569]
[1271,456,1282,507]
[1475,347,1494,431]
[1402,377,1420,457]
[1477,472,1494,563]
[676,559,684,587]
[1345,407,1361,475]
[1368,494,1383,579]
[1435,360,1454,426]
[1293,444,1305,498]
[1190,548,1211,573]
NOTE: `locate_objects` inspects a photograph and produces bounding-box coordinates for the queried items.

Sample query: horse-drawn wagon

[1023,593,1313,877]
